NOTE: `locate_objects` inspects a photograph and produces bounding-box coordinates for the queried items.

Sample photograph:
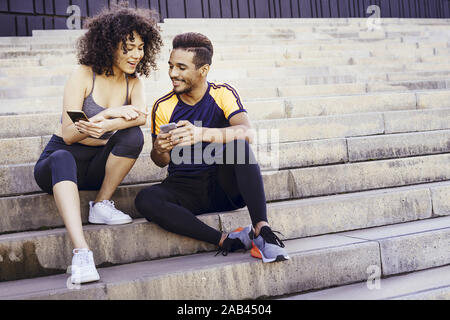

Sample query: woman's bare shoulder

[64,65,93,96]
[70,64,93,80]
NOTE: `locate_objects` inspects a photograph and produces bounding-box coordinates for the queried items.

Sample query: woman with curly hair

[33,3,162,284]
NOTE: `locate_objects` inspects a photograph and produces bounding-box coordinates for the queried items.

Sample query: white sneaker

[88,200,132,225]
[70,248,100,284]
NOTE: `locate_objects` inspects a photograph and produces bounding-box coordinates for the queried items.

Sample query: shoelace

[99,200,125,217]
[73,250,91,267]
[260,228,285,248]
[215,247,229,257]
[215,237,245,257]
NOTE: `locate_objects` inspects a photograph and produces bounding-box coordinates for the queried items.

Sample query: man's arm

[204,112,254,144]
[150,134,172,167]
[169,112,255,147]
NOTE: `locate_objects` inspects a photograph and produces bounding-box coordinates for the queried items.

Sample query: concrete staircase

[0,18,450,300]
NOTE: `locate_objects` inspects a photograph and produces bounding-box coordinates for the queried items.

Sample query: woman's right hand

[105,105,144,121]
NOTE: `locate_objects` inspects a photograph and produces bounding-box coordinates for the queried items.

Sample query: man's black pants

[134,139,268,245]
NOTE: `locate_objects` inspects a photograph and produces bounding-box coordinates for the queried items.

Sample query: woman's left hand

[75,116,112,139]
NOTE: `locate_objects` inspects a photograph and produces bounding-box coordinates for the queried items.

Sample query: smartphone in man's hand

[160,122,177,134]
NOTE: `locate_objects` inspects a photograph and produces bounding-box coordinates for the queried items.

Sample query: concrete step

[2,51,450,69]
[346,129,450,162]
[1,31,446,50]
[30,23,450,37]
[256,107,450,138]
[1,106,450,163]
[287,153,450,198]
[2,121,450,169]
[0,235,382,299]
[248,63,450,79]
[2,78,449,100]
[0,153,162,196]
[0,36,421,51]
[18,28,450,42]
[0,37,444,53]
[1,105,450,143]
[0,59,440,77]
[3,30,447,45]
[3,134,450,195]
[3,144,450,232]
[2,35,445,50]
[283,90,443,118]
[283,265,450,300]
[4,59,450,79]
[161,29,449,39]
[5,46,450,72]
[2,89,450,119]
[2,32,449,53]
[1,216,449,299]
[2,69,450,91]
[1,43,446,62]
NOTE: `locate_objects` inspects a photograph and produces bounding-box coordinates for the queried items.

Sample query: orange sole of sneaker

[250,241,262,259]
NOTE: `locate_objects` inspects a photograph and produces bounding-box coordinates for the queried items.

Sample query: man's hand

[75,116,113,139]
[169,120,203,146]
[154,132,174,154]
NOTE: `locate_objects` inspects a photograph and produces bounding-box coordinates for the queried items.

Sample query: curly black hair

[77,1,163,77]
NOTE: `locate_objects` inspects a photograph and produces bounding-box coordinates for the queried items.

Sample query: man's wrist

[152,147,168,156]
[201,127,224,143]
[197,127,214,143]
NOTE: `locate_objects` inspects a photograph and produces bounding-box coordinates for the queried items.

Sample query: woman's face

[114,30,145,74]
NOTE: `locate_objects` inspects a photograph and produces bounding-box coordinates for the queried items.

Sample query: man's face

[168,49,202,94]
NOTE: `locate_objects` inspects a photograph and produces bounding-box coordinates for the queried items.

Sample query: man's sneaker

[215,225,253,256]
[70,248,100,284]
[88,200,132,225]
[228,224,253,250]
[251,226,290,263]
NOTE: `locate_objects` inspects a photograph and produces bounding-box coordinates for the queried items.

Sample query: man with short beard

[135,32,289,263]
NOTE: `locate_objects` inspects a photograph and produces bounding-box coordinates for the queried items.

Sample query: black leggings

[34,127,144,194]
[135,139,268,246]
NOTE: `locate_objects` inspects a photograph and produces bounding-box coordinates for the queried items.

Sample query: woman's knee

[114,127,144,147]
[49,150,77,182]
[49,149,76,164]
[111,126,144,158]
[34,150,77,193]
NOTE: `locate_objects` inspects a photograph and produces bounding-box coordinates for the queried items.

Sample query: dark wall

[1,0,449,36]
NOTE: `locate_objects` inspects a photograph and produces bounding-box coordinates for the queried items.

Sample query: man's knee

[135,186,168,220]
